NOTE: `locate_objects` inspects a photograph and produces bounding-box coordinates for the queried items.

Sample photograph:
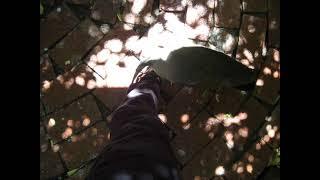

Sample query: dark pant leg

[87,79,181,180]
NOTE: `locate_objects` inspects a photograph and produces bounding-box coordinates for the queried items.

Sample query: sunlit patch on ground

[215,166,225,175]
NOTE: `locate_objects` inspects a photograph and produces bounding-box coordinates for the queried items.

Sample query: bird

[132,46,259,92]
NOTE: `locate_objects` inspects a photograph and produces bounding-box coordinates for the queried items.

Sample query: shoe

[127,66,161,94]
[132,66,161,85]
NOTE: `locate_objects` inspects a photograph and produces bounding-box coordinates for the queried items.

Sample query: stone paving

[40,0,280,179]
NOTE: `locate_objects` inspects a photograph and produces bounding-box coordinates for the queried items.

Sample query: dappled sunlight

[238,127,249,138]
[263,67,272,75]
[63,77,75,89]
[237,165,244,174]
[236,15,267,70]
[180,114,190,123]
[105,55,140,88]
[260,49,280,80]
[186,4,208,25]
[206,0,215,8]
[160,0,189,11]
[42,80,53,92]
[158,114,167,124]
[67,120,73,127]
[48,118,56,128]
[96,49,111,63]
[56,121,111,167]
[62,127,73,139]
[273,71,279,78]
[215,166,225,176]
[248,154,254,162]
[247,25,256,33]
[208,132,215,139]
[124,13,137,29]
[108,132,111,140]
[123,0,156,29]
[217,112,248,127]
[208,27,237,56]
[273,50,280,62]
[238,35,247,46]
[205,117,220,130]
[137,8,215,61]
[52,144,60,152]
[256,142,261,150]
[75,76,85,86]
[141,21,185,60]
[243,48,254,63]
[185,0,213,41]
[201,113,249,144]
[86,36,141,88]
[125,35,142,54]
[256,79,264,86]
[131,0,147,14]
[266,124,278,138]
[183,123,191,130]
[144,13,156,24]
[225,131,234,149]
[246,164,253,173]
[88,25,102,38]
[263,134,270,143]
[104,39,124,53]
[40,65,98,100]
[82,115,91,127]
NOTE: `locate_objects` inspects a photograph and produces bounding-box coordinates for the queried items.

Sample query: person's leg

[108,69,163,140]
[106,69,175,159]
[87,69,181,180]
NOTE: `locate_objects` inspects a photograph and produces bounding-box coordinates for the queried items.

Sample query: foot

[127,66,161,96]
[132,66,161,85]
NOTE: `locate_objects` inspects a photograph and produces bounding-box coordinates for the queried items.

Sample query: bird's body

[133,46,258,91]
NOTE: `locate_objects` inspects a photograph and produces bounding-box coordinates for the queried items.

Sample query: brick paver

[182,138,232,180]
[40,149,65,179]
[69,163,94,180]
[49,18,103,72]
[40,122,65,179]
[242,0,267,12]
[268,0,280,48]
[207,87,247,117]
[229,97,268,152]
[90,0,119,24]
[44,94,102,142]
[171,110,218,165]
[40,64,96,114]
[59,120,110,169]
[40,4,79,54]
[258,102,280,148]
[254,48,280,105]
[225,143,273,180]
[40,54,56,85]
[214,0,241,28]
[236,14,267,70]
[164,86,214,135]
